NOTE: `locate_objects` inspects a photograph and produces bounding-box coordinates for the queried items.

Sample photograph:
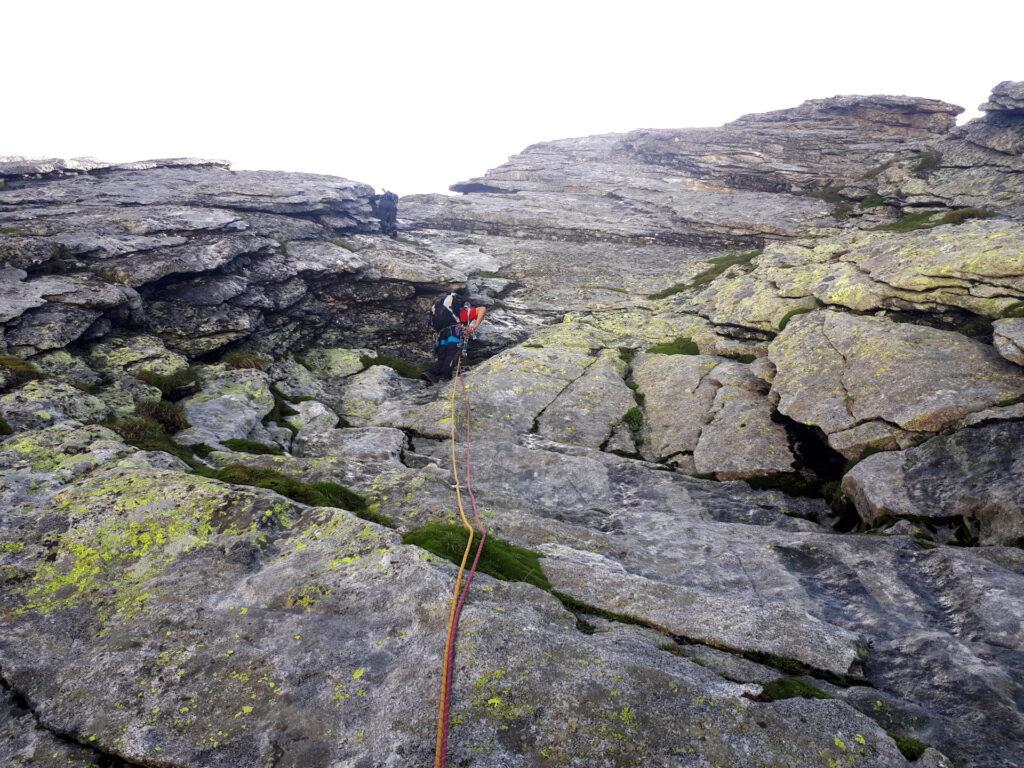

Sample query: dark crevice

[0,671,142,768]
[551,592,869,688]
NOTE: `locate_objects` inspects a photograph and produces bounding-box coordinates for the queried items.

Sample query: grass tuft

[135,367,199,401]
[402,523,550,590]
[0,416,11,436]
[859,193,886,209]
[647,336,699,355]
[0,355,44,387]
[104,416,202,468]
[754,677,831,702]
[264,385,301,435]
[221,350,268,370]
[133,399,189,433]
[220,438,284,455]
[618,347,637,365]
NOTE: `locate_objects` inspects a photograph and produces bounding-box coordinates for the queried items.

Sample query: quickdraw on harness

[433,340,487,768]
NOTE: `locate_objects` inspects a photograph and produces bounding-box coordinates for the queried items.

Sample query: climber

[422,290,487,384]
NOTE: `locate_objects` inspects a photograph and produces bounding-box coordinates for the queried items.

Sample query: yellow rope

[434,352,474,768]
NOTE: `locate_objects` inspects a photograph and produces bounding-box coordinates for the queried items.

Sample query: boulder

[993,318,1024,366]
[770,310,1024,453]
[842,421,1024,545]
[0,380,108,431]
[339,365,405,425]
[175,367,274,448]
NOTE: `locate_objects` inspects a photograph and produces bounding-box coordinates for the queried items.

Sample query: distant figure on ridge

[422,290,486,384]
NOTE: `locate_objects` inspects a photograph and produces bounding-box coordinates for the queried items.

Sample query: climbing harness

[433,341,487,768]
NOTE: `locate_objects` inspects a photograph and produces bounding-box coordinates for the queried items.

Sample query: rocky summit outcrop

[2,82,1024,768]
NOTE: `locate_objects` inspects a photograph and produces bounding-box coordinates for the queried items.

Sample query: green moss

[221,350,268,370]
[135,367,199,401]
[402,523,550,590]
[859,193,886,209]
[133,399,189,433]
[778,307,814,331]
[1001,301,1024,319]
[551,591,647,627]
[0,416,10,436]
[648,250,762,298]
[361,354,424,379]
[220,438,284,456]
[195,464,377,521]
[331,239,357,251]
[0,354,43,387]
[624,407,644,434]
[911,150,942,177]
[940,207,997,225]
[870,212,940,233]
[891,735,928,761]
[646,336,699,355]
[755,677,831,702]
[872,207,995,234]
[617,347,637,365]
[732,353,757,364]
[0,226,24,235]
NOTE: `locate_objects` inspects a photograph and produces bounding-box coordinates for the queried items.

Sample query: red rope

[435,350,487,768]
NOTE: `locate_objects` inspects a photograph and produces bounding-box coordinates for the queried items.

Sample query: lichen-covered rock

[299,347,373,380]
[536,350,634,448]
[294,425,407,462]
[770,310,1024,452]
[87,333,188,377]
[175,366,274,448]
[842,421,1024,545]
[0,379,109,431]
[338,364,405,425]
[696,220,1024,332]
[993,317,1024,366]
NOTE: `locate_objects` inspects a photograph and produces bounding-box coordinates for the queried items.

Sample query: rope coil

[434,349,486,768]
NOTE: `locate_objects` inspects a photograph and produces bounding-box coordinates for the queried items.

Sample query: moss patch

[648,250,762,298]
[778,307,814,331]
[134,399,189,433]
[196,464,370,516]
[220,438,284,456]
[402,523,550,590]
[859,193,885,209]
[623,407,644,434]
[136,367,199,401]
[753,677,831,702]
[1001,301,1024,319]
[892,735,928,761]
[0,416,11,436]
[871,207,996,233]
[646,336,699,355]
[361,354,424,379]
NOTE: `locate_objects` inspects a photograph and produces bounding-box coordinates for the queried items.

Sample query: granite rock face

[2,81,1024,768]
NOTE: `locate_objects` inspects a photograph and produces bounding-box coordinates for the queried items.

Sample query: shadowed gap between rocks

[0,671,142,768]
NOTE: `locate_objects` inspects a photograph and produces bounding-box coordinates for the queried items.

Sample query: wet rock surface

[2,82,1024,767]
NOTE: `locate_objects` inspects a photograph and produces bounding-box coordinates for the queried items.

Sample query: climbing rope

[434,345,487,768]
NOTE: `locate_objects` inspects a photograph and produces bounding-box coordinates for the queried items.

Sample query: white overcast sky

[5,1,1022,195]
